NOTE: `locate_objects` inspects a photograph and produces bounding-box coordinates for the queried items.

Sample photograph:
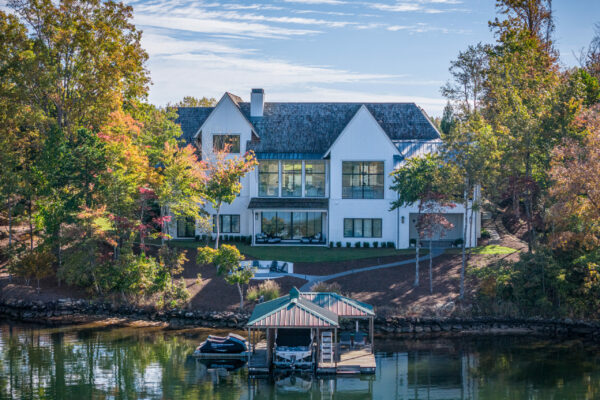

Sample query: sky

[6,0,600,116]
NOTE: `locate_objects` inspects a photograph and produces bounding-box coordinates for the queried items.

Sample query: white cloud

[282,0,347,4]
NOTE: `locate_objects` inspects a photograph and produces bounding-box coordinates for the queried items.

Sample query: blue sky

[123,0,599,116]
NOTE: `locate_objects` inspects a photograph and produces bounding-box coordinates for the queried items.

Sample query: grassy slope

[169,240,422,263]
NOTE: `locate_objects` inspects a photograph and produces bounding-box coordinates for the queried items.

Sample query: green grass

[447,244,518,255]
[168,240,422,263]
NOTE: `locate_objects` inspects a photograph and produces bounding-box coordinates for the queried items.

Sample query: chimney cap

[251,88,264,94]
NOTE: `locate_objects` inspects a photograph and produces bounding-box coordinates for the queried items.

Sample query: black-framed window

[282,161,302,197]
[305,161,326,197]
[261,212,323,240]
[213,134,240,153]
[213,214,240,233]
[343,218,382,238]
[258,161,279,197]
[342,161,384,199]
[177,217,195,237]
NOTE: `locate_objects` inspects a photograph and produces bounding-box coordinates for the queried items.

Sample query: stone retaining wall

[1,298,600,339]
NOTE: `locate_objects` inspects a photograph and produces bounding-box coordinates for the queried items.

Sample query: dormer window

[213,134,240,153]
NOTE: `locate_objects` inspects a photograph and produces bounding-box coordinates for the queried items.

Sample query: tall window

[177,217,195,238]
[213,134,240,153]
[261,212,323,240]
[213,214,240,233]
[343,218,382,238]
[305,161,326,197]
[342,161,384,199]
[258,161,279,197]
[282,161,302,197]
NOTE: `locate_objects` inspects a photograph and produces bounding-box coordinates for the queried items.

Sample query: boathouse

[246,287,376,374]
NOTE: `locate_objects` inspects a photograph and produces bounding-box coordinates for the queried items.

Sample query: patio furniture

[354,331,367,348]
[269,261,287,273]
[255,233,267,244]
[267,236,282,244]
[252,260,261,268]
[339,332,352,349]
[311,233,323,243]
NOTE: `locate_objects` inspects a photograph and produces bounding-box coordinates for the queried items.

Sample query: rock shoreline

[1,297,600,339]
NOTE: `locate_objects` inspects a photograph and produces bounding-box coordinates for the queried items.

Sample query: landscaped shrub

[409,238,417,247]
[310,281,342,294]
[346,242,351,248]
[481,229,491,239]
[247,236,253,244]
[454,238,464,247]
[363,242,370,248]
[387,241,395,249]
[247,280,281,302]
[195,235,200,241]
[381,242,386,248]
[329,241,334,248]
[373,242,378,248]
[336,242,342,248]
[354,242,361,248]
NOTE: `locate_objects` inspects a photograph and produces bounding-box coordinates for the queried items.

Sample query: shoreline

[1,297,599,340]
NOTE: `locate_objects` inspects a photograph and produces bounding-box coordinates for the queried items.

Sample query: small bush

[247,280,281,302]
[481,229,491,239]
[310,281,342,294]
[387,241,395,249]
[247,236,253,244]
[381,242,386,248]
[346,242,351,248]
[329,241,334,248]
[336,242,342,248]
[373,242,378,248]
[363,242,370,248]
[454,238,464,247]
[354,242,361,248]
[409,238,417,247]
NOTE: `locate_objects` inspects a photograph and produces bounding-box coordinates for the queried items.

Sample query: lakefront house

[169,89,480,248]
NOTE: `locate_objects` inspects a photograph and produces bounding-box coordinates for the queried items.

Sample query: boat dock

[246,287,377,376]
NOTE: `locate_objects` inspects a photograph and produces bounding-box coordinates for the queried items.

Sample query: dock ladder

[320,331,333,364]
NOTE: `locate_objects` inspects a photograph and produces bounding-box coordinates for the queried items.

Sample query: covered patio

[248,198,329,246]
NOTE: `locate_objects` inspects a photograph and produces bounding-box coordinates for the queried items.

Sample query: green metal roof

[247,287,339,328]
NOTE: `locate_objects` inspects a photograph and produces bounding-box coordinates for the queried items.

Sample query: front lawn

[446,244,518,255]
[168,240,422,263]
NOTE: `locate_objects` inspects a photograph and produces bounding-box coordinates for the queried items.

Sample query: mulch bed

[330,254,467,312]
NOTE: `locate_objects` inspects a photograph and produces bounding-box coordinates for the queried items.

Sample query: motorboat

[194,333,248,355]
[273,329,313,369]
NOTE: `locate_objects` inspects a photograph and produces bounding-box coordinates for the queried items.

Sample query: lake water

[1,321,599,399]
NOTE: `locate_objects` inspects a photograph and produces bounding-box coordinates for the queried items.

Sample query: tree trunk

[415,210,420,287]
[28,199,34,251]
[237,282,244,310]
[460,181,469,300]
[140,205,145,254]
[7,197,12,249]
[524,194,535,253]
[468,187,476,249]
[429,239,433,294]
[214,202,222,249]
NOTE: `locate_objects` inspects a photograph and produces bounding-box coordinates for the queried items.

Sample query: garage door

[409,213,464,240]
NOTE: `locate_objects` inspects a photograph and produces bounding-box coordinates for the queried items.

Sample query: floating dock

[317,348,376,374]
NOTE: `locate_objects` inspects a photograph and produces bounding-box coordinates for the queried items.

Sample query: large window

[305,161,326,197]
[261,212,323,240]
[258,161,279,197]
[342,161,384,199]
[282,161,302,197]
[177,217,195,238]
[213,214,240,233]
[213,134,240,153]
[343,218,382,238]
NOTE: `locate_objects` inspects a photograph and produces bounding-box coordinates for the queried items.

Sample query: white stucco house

[169,89,480,248]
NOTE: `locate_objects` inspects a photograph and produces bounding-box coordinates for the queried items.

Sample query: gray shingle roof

[175,107,214,144]
[174,99,440,155]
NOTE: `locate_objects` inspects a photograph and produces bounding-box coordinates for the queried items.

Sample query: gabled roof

[300,292,375,318]
[174,95,440,155]
[175,107,214,144]
[247,288,339,328]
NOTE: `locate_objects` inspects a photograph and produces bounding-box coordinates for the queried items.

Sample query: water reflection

[1,321,600,399]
